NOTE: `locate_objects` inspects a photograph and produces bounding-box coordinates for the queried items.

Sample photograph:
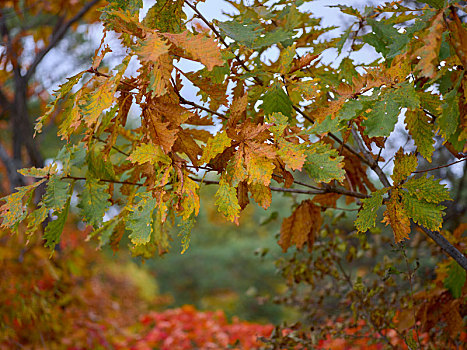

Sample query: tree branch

[351,127,391,187]
[413,158,467,174]
[419,225,467,271]
[24,0,101,82]
[191,177,368,199]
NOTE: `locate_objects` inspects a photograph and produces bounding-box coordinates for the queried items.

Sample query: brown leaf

[446,7,467,69]
[290,53,318,74]
[313,193,341,208]
[173,129,202,166]
[144,109,178,152]
[279,200,322,252]
[237,181,250,210]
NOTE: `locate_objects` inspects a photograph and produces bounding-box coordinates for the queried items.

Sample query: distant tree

[0,0,101,191]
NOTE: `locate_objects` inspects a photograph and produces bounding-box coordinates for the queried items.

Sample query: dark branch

[0,143,24,191]
[419,225,467,271]
[24,0,101,82]
[351,127,391,187]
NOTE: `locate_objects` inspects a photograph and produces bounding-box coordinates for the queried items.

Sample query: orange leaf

[278,200,322,252]
[163,31,223,71]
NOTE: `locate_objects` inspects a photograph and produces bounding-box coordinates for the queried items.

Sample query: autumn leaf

[279,200,322,252]
[0,180,46,230]
[200,131,231,164]
[391,148,417,185]
[215,177,241,224]
[136,32,169,62]
[405,109,435,162]
[249,183,271,210]
[382,190,411,243]
[163,31,223,71]
[129,142,171,165]
[126,195,158,246]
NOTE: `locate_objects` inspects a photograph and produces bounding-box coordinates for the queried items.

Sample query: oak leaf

[279,200,322,252]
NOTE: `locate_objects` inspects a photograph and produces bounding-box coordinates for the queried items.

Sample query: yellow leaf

[245,154,275,186]
[200,131,231,164]
[215,177,241,224]
[391,147,417,185]
[277,139,306,171]
[382,191,411,243]
[249,183,271,210]
[178,175,200,220]
[128,143,171,165]
[81,80,114,126]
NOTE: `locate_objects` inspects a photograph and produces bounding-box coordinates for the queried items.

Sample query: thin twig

[62,175,144,187]
[170,77,227,119]
[412,158,467,174]
[191,177,368,199]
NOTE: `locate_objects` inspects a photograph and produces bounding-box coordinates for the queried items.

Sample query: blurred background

[1,0,466,348]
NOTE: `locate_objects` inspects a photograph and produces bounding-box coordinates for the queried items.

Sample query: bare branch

[24,0,101,82]
[413,158,467,174]
[419,225,467,271]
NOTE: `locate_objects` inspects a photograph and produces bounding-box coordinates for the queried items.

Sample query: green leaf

[200,131,232,164]
[126,195,158,246]
[87,146,117,180]
[43,175,71,211]
[90,218,119,249]
[178,214,195,254]
[362,94,399,137]
[438,87,460,140]
[355,188,388,232]
[251,28,293,49]
[405,109,435,162]
[78,178,111,228]
[216,20,262,47]
[44,191,72,249]
[304,143,345,183]
[401,192,446,231]
[444,261,466,298]
[416,0,445,9]
[215,177,241,224]
[35,71,85,134]
[143,0,184,33]
[403,176,451,204]
[260,83,294,117]
[363,83,420,138]
[336,24,354,55]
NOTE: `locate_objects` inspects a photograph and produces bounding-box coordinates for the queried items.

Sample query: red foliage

[116,305,274,350]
